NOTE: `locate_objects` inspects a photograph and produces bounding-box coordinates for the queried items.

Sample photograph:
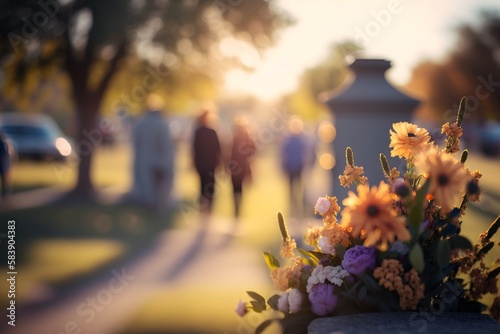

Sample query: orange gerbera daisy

[389,122,431,160]
[417,147,467,213]
[340,181,410,251]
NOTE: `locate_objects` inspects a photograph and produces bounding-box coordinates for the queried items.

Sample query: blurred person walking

[192,107,221,214]
[228,115,256,218]
[280,116,313,219]
[131,94,175,212]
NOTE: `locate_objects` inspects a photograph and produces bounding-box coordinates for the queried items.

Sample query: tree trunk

[69,91,100,200]
[62,34,127,200]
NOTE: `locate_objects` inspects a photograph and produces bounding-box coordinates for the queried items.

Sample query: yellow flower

[417,147,467,213]
[442,122,463,154]
[389,122,431,160]
[339,165,368,188]
[340,181,410,251]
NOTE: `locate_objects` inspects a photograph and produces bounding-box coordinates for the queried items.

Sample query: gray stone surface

[324,58,420,202]
[308,312,500,334]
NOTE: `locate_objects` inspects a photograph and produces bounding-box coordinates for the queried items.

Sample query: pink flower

[308,283,338,316]
[315,197,331,214]
[341,245,377,277]
[235,300,248,317]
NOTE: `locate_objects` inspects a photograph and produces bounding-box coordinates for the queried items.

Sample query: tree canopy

[407,10,500,124]
[0,0,291,197]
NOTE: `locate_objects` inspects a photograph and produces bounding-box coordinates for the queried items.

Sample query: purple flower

[341,245,377,277]
[308,283,338,316]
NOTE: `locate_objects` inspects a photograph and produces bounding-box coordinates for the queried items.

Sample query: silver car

[0,112,73,161]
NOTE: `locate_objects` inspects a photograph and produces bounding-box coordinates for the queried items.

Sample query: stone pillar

[324,58,420,201]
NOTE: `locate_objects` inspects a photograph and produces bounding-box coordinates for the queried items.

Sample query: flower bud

[394,180,411,198]
[235,300,248,317]
[466,180,480,196]
[315,197,331,215]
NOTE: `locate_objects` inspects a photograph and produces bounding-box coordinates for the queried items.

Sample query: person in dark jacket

[192,108,221,214]
[229,116,256,218]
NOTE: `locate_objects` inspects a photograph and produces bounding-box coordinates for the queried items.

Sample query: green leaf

[485,215,500,241]
[335,244,347,260]
[477,241,495,257]
[256,319,275,334]
[460,149,468,164]
[346,147,354,167]
[379,251,399,261]
[457,97,467,127]
[409,243,425,273]
[263,252,280,270]
[247,291,266,304]
[435,239,452,270]
[297,248,320,266]
[250,300,267,312]
[277,212,289,243]
[449,235,473,250]
[379,153,391,177]
[487,265,500,280]
[358,285,368,301]
[359,273,382,293]
[267,294,280,311]
[248,291,267,313]
[407,179,430,241]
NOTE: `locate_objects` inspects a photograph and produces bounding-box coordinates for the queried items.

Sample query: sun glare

[224,69,250,93]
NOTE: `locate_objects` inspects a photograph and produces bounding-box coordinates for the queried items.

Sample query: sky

[223,0,500,101]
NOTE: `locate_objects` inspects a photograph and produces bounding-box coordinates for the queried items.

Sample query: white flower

[277,292,289,313]
[315,197,331,214]
[235,300,248,317]
[318,236,335,255]
[306,265,350,293]
[288,289,304,314]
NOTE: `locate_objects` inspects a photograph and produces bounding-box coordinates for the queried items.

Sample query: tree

[0,0,290,198]
[406,10,500,125]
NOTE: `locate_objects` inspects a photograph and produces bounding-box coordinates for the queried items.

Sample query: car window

[0,125,53,139]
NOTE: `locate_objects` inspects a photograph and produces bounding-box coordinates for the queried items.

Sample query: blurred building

[324,58,420,202]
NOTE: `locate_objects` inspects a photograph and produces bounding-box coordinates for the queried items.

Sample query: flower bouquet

[236,97,500,333]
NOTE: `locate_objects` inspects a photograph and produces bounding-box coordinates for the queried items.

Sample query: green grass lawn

[8,143,133,192]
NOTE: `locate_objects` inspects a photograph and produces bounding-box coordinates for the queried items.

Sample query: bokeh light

[55,137,72,156]
[319,153,336,170]
[318,121,336,143]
